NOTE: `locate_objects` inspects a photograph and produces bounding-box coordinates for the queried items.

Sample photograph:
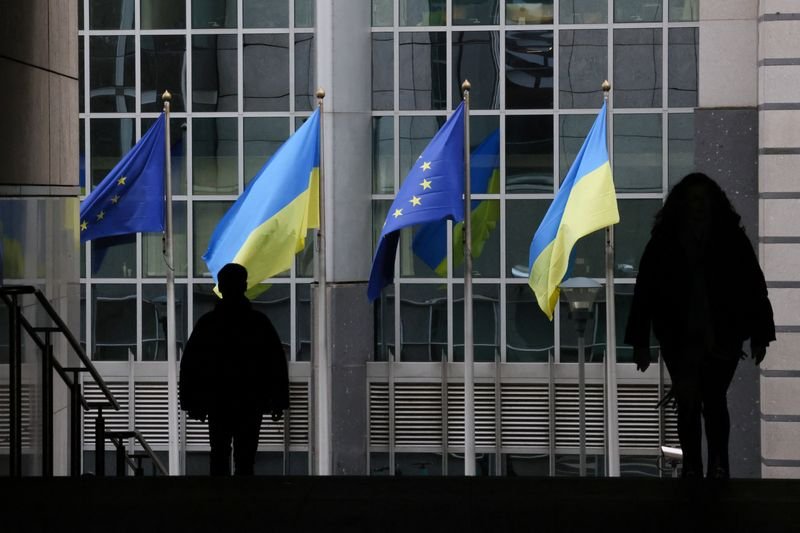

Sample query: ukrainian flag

[528,103,618,319]
[203,109,320,296]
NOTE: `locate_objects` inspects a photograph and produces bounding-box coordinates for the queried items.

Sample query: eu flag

[80,114,166,242]
[367,102,465,301]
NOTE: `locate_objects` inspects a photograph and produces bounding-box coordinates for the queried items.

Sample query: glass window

[192,284,217,326]
[506,1,554,25]
[613,113,662,192]
[506,31,553,110]
[505,115,553,193]
[614,0,663,23]
[400,0,446,26]
[192,35,238,112]
[252,285,291,359]
[90,118,135,187]
[372,0,393,26]
[668,28,698,108]
[373,117,394,194]
[295,226,314,278]
[143,201,187,278]
[669,0,698,21]
[141,0,186,29]
[79,118,85,195]
[79,37,84,114]
[296,284,312,361]
[91,236,136,279]
[244,117,290,186]
[89,0,134,30]
[620,456,661,477]
[453,0,499,25]
[615,200,661,279]
[398,284,448,361]
[374,285,395,361]
[571,225,604,277]
[504,454,550,476]
[399,32,447,110]
[615,284,659,362]
[79,0,84,29]
[192,118,238,195]
[141,35,187,112]
[559,0,606,24]
[141,284,188,361]
[373,200,392,252]
[613,29,662,108]
[507,284,554,362]
[395,453,443,475]
[295,34,316,111]
[89,36,135,113]
[142,116,188,195]
[505,199,547,278]
[192,0,236,28]
[453,284,500,362]
[399,115,446,179]
[668,113,694,190]
[559,114,595,180]
[452,31,499,110]
[192,201,233,277]
[559,30,607,109]
[372,33,394,111]
[295,0,315,27]
[92,284,137,361]
[243,0,289,28]
[370,453,391,475]
[454,199,500,279]
[243,34,290,111]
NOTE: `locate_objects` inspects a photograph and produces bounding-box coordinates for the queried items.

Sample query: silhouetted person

[625,173,775,479]
[180,263,289,475]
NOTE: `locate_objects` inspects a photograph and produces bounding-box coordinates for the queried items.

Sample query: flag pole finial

[315,87,326,100]
[162,90,172,102]
[461,79,471,93]
[602,80,611,92]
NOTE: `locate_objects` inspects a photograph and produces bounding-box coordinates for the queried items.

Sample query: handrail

[106,430,168,476]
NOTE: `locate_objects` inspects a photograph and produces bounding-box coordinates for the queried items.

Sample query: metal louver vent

[554,383,605,447]
[134,382,168,445]
[83,382,130,443]
[0,385,35,449]
[395,383,442,447]
[500,383,550,448]
[369,383,389,447]
[447,383,498,447]
[618,384,678,448]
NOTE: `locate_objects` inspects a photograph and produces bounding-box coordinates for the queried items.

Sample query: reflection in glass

[193,35,238,112]
[505,199,547,278]
[294,225,314,278]
[372,200,392,252]
[243,0,289,28]
[374,285,395,361]
[90,0,134,30]
[244,117,289,185]
[143,202,187,277]
[507,284,553,362]
[505,115,553,193]
[615,284,659,362]
[90,118,134,187]
[506,1,554,24]
[192,284,217,327]
[192,118,238,195]
[669,0,698,21]
[614,29,662,108]
[453,284,499,362]
[452,32,499,110]
[555,454,604,476]
[89,36,135,113]
[559,295,605,362]
[141,0,186,29]
[559,30,607,109]
[296,284,312,360]
[668,113,694,190]
[243,34,290,111]
[504,454,550,476]
[560,0,606,24]
[373,117,394,194]
[372,33,393,110]
[295,0,315,27]
[141,35,187,112]
[141,284,188,361]
[193,201,233,277]
[395,453,443,475]
[453,205,501,278]
[400,0,446,26]
[192,0,236,28]
[399,32,447,110]
[372,0,393,26]
[370,453,390,475]
[453,0,499,25]
[668,28,698,108]
[79,38,84,113]
[92,284,136,361]
[399,115,446,179]
[615,200,661,279]
[91,236,136,279]
[620,456,661,477]
[559,114,594,181]
[570,227,604,277]
[399,284,447,361]
[142,117,188,195]
[295,34,316,111]
[252,285,291,359]
[614,0,663,23]
[613,113,662,192]
[506,31,553,109]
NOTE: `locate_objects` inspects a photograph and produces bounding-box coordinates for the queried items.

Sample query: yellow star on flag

[420,161,432,171]
[392,208,403,218]
[111,195,120,204]
[117,176,127,186]
[96,211,105,221]
[410,196,421,207]
[80,220,88,231]
[420,178,432,190]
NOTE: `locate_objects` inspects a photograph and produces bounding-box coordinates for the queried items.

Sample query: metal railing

[1,285,166,477]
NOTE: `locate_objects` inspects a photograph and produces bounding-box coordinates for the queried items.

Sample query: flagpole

[313,87,331,475]
[602,80,621,477]
[162,90,180,475]
[461,80,475,476]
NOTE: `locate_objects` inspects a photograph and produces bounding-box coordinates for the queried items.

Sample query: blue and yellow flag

[203,109,320,296]
[368,102,465,301]
[528,103,618,319]
[412,128,500,276]
[79,114,166,242]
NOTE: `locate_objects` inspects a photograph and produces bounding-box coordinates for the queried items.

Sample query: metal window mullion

[289,0,296,116]
[185,0,193,118]
[238,0,244,113]
[662,23,669,194]
[498,5,507,370]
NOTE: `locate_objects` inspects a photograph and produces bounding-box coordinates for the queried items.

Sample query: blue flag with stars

[80,113,166,242]
[367,102,465,301]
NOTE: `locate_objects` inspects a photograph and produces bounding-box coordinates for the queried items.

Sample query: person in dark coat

[625,173,775,479]
[180,263,289,476]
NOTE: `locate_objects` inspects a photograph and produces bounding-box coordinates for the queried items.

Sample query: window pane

[92,284,136,361]
[398,284,447,361]
[143,201,187,277]
[452,31,499,110]
[90,118,134,187]
[295,34,315,111]
[141,0,186,29]
[193,35,238,112]
[453,284,499,362]
[89,0,133,30]
[142,116,188,195]
[613,29,662,108]
[615,200,661,278]
[373,200,392,252]
[91,236,136,279]
[613,113,662,192]
[456,199,500,279]
[559,0,606,24]
[400,0,446,26]
[192,0,236,28]
[192,117,238,195]
[506,1,554,24]
[141,35,187,112]
[374,285,395,361]
[559,30,607,109]
[141,284,188,361]
[372,0,393,26]
[252,285,291,359]
[614,0,663,22]
[244,117,290,186]
[453,0,499,25]
[668,113,694,190]
[507,284,554,362]
[243,0,288,28]
[399,115,446,181]
[79,118,85,195]
[668,28,698,108]
[506,31,554,110]
[243,34,290,111]
[399,32,447,110]
[395,453,443,475]
[571,225,604,277]
[296,284,312,361]
[372,33,394,110]
[89,36,135,113]
[505,199,547,278]
[295,226,314,277]
[79,0,84,29]
[192,201,233,277]
[506,115,553,193]
[79,37,84,114]
[295,0,315,27]
[372,117,394,194]
[669,0,698,21]
[615,284,659,362]
[559,114,594,181]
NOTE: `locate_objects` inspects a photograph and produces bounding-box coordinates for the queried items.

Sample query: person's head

[653,173,741,235]
[217,263,248,299]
